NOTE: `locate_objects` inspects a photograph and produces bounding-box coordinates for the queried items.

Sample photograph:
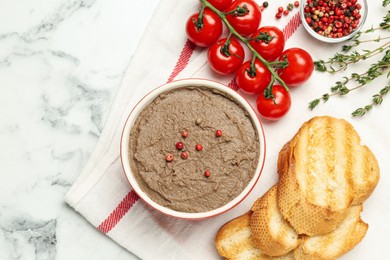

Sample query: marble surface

[0,0,160,259]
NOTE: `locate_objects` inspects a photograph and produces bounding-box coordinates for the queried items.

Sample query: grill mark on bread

[344,121,355,207]
[331,118,351,210]
[296,124,309,196]
[325,116,336,208]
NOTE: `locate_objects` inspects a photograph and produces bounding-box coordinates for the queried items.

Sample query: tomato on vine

[207,0,232,11]
[208,37,245,75]
[249,26,285,62]
[235,59,272,94]
[256,85,291,121]
[225,0,261,36]
[277,48,314,87]
[186,8,223,47]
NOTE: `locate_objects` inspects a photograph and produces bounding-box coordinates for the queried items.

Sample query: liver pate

[129,87,260,213]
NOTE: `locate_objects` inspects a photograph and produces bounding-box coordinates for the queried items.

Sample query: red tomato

[256,85,291,121]
[235,59,272,94]
[208,0,232,10]
[226,0,261,36]
[186,9,223,47]
[277,48,314,87]
[208,38,245,75]
[249,26,285,61]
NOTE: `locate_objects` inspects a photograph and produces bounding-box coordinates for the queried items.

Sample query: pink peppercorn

[181,151,188,159]
[166,154,173,162]
[176,142,184,150]
[195,144,203,151]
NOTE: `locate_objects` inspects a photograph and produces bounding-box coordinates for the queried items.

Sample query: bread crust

[250,185,298,256]
[215,212,255,259]
[215,212,295,260]
[293,204,368,260]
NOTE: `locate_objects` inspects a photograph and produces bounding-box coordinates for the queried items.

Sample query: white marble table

[0,0,160,259]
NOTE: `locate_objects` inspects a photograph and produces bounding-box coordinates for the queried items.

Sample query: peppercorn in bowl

[120,79,266,219]
[300,0,368,43]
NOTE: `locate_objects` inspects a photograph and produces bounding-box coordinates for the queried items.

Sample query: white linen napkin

[65,0,390,259]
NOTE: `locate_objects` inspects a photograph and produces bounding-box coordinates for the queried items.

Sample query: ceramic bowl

[120,78,266,219]
[300,0,368,43]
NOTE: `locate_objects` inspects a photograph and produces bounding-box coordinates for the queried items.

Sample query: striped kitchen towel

[64,0,325,259]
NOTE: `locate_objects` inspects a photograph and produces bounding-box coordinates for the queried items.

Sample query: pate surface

[129,87,260,212]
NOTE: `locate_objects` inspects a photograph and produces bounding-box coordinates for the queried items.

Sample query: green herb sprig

[309,3,390,117]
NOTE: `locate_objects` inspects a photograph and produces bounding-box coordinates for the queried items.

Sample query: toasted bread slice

[215,212,295,260]
[294,204,368,260]
[277,116,379,235]
[348,135,380,205]
[250,185,298,256]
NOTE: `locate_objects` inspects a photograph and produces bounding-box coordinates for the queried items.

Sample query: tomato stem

[247,55,257,77]
[264,78,275,99]
[195,4,206,30]
[221,32,233,57]
[248,32,275,44]
[223,4,249,16]
[200,0,289,93]
[269,56,289,69]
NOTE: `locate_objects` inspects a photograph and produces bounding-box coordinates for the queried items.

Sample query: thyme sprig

[352,85,390,116]
[309,3,390,117]
[314,42,390,73]
[309,50,390,111]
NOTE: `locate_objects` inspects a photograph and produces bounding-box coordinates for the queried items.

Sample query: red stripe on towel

[97,190,139,234]
[167,39,196,83]
[282,12,302,41]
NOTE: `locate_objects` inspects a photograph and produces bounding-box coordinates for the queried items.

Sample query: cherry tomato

[249,26,285,61]
[186,8,223,47]
[256,85,291,121]
[235,59,272,94]
[208,0,232,11]
[208,38,245,75]
[226,0,261,36]
[277,48,314,87]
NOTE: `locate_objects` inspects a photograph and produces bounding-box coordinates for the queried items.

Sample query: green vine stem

[199,0,290,92]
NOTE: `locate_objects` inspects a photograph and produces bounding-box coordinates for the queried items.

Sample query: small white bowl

[300,0,368,43]
[120,79,266,219]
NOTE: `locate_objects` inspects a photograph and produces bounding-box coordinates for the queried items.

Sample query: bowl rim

[299,0,368,43]
[119,78,266,220]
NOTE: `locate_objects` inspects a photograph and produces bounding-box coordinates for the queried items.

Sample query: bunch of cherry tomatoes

[185,0,314,120]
